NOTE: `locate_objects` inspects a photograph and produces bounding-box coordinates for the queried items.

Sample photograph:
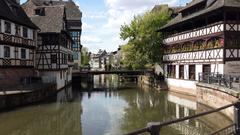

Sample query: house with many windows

[26,5,74,90]
[161,0,240,94]
[22,0,83,70]
[0,0,38,86]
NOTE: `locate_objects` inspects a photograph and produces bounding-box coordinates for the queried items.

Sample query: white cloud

[81,0,184,53]
[82,22,94,30]
[82,35,103,44]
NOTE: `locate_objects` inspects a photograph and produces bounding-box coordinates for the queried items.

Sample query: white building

[0,0,38,86]
[28,5,74,90]
[160,0,240,95]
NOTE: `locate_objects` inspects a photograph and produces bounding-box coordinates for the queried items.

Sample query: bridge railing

[198,73,240,90]
[124,102,240,135]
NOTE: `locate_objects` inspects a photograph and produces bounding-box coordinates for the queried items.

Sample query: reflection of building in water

[93,75,119,89]
[166,93,232,135]
[0,88,83,135]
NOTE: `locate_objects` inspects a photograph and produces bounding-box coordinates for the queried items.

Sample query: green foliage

[120,7,171,70]
[81,52,90,66]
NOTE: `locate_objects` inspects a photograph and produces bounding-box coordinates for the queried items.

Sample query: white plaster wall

[184,65,189,80]
[26,49,30,59]
[196,64,202,81]
[176,65,179,79]
[67,67,72,83]
[211,63,224,74]
[164,64,168,77]
[11,23,15,35]
[28,29,33,39]
[166,78,196,90]
[10,46,14,58]
[18,48,21,59]
[224,61,240,75]
[40,70,68,90]
[0,20,3,33]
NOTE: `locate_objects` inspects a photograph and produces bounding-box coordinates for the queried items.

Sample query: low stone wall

[0,84,56,110]
[196,82,239,119]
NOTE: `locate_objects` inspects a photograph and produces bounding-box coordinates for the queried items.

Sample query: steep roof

[161,0,240,30]
[0,0,38,29]
[178,0,206,12]
[30,5,65,33]
[26,0,82,20]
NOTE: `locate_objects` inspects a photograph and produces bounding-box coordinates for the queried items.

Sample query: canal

[0,75,233,135]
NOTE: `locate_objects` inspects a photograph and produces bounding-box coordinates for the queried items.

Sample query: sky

[21,0,191,53]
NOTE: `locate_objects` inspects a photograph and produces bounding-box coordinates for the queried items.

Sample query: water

[0,75,233,135]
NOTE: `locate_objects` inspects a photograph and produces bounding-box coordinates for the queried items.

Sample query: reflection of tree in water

[119,86,172,133]
[119,86,233,135]
[0,87,83,135]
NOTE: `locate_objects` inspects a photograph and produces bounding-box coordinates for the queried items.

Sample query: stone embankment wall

[0,84,56,110]
[196,82,239,119]
[138,75,168,90]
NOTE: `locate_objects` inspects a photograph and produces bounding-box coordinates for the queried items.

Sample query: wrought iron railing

[0,32,36,47]
[124,102,240,135]
[198,73,240,90]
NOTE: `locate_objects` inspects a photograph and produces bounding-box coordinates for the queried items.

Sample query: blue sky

[21,0,191,53]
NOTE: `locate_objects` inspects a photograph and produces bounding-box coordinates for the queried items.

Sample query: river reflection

[0,75,233,135]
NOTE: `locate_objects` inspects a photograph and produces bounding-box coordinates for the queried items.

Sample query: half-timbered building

[161,0,240,94]
[29,5,73,90]
[0,0,38,86]
[22,0,82,70]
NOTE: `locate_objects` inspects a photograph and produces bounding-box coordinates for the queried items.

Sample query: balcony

[0,32,36,48]
[163,21,239,45]
[0,58,34,67]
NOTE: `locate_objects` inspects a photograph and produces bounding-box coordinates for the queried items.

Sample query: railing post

[147,122,161,135]
[229,75,232,89]
[234,102,240,134]
[207,74,210,84]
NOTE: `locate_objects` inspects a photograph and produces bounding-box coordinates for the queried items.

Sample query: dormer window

[181,1,206,17]
[4,21,11,34]
[35,8,45,16]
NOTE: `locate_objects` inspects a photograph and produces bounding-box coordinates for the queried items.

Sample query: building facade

[161,0,240,94]
[90,50,113,71]
[24,5,74,90]
[0,0,38,86]
[22,0,82,70]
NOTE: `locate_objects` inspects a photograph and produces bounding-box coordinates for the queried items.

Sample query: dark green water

[0,75,233,135]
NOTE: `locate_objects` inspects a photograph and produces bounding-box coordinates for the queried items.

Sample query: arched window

[206,37,224,49]
[182,42,192,52]
[193,40,205,51]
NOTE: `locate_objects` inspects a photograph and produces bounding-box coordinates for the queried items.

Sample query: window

[203,65,211,75]
[179,65,184,79]
[15,25,21,36]
[4,21,11,34]
[23,27,28,38]
[167,65,176,78]
[35,8,45,16]
[21,49,26,59]
[51,54,57,64]
[189,65,196,80]
[4,46,10,58]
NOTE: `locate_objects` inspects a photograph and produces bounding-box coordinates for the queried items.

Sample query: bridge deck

[72,70,153,76]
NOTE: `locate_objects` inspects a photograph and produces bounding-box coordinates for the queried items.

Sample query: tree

[120,6,172,69]
[81,52,90,67]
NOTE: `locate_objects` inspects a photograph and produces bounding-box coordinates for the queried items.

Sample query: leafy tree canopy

[120,6,172,69]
